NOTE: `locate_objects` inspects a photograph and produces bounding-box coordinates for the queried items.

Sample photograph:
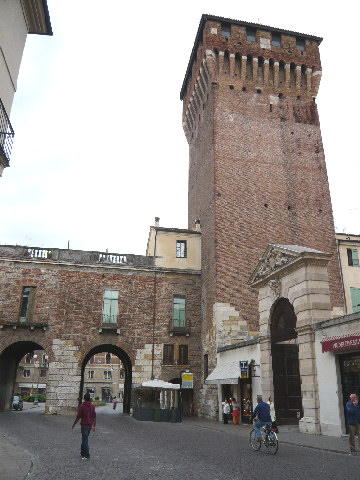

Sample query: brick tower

[180,15,344,416]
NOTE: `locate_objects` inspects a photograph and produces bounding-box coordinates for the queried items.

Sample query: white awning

[205,362,241,385]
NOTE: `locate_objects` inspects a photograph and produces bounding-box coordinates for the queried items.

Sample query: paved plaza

[0,404,359,480]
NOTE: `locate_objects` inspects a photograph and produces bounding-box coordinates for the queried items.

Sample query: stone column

[46,339,81,415]
[296,325,320,434]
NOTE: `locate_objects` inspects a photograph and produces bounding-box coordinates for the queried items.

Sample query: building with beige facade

[336,233,360,314]
[0,0,52,176]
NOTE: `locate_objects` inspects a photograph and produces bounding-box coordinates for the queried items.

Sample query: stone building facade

[0,229,201,415]
[180,14,344,417]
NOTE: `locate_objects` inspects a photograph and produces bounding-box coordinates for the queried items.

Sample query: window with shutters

[163,344,175,365]
[102,290,119,323]
[350,288,360,313]
[347,249,359,267]
[178,345,189,365]
[173,296,186,329]
[19,287,36,323]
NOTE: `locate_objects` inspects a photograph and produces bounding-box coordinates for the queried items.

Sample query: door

[339,353,360,434]
[272,344,302,424]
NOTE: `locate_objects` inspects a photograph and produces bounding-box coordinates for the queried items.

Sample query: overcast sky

[1,0,359,255]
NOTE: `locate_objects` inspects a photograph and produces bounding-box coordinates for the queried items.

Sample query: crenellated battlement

[181,15,323,144]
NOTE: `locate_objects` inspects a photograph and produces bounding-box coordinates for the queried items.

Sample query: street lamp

[33,353,48,406]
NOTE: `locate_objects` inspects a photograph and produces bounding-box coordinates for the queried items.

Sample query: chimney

[155,217,160,227]
[195,219,201,232]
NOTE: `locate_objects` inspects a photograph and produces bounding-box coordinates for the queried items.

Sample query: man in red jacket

[72,393,96,460]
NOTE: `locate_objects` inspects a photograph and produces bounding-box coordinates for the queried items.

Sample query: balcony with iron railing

[0,98,14,174]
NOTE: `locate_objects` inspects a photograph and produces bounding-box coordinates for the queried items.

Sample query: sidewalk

[0,434,32,480]
[183,417,351,454]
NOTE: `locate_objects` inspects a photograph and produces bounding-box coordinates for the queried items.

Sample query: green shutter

[350,287,360,313]
[352,250,359,267]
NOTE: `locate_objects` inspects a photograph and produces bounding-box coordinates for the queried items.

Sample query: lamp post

[33,353,48,406]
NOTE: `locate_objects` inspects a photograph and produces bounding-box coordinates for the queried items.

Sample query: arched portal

[0,341,44,411]
[80,344,132,414]
[270,298,303,424]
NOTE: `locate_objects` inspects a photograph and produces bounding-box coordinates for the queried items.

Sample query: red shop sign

[321,333,360,353]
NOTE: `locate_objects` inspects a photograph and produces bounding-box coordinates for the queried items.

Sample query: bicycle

[250,424,278,455]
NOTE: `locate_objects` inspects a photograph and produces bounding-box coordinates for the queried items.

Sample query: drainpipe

[336,237,347,314]
[151,224,158,380]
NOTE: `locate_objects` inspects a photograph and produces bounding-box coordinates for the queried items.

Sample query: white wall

[0,0,28,113]
[216,341,261,422]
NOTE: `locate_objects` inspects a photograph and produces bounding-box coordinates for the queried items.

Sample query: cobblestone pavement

[0,405,359,480]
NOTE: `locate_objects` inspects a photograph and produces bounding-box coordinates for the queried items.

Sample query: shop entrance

[271,299,303,424]
[240,377,252,423]
[339,352,360,434]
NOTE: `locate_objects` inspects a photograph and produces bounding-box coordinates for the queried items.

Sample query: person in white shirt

[268,396,278,433]
[222,398,230,424]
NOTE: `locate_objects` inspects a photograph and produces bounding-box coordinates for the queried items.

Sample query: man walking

[72,393,96,460]
[346,393,360,454]
[251,394,272,442]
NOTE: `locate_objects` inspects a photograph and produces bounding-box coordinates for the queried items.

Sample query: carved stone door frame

[248,244,333,434]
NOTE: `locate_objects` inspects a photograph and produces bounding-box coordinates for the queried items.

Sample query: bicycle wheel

[250,429,262,451]
[266,431,278,455]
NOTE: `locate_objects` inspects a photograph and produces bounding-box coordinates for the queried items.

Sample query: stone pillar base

[299,416,321,435]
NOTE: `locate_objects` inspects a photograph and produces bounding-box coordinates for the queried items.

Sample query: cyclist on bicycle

[251,394,272,442]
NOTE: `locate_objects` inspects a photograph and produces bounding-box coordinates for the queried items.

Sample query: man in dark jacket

[72,393,96,460]
[346,393,360,454]
[251,394,272,442]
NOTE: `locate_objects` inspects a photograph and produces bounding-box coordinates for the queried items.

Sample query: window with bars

[178,345,189,365]
[173,296,186,329]
[19,287,36,323]
[102,290,119,323]
[347,249,359,267]
[176,240,187,258]
[163,344,175,365]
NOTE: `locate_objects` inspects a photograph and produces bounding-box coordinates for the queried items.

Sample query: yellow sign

[181,372,193,389]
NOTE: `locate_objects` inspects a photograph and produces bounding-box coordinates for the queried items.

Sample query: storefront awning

[205,362,241,384]
[321,332,360,353]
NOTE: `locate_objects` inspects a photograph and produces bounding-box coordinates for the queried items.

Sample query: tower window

[176,240,187,258]
[272,34,281,47]
[296,38,305,51]
[221,23,231,38]
[246,29,256,42]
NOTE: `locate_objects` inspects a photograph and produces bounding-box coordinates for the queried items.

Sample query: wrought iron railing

[0,98,14,167]
[101,314,119,325]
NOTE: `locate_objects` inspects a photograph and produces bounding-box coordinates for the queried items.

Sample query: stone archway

[248,244,334,434]
[0,341,45,411]
[270,298,302,424]
[80,344,132,414]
